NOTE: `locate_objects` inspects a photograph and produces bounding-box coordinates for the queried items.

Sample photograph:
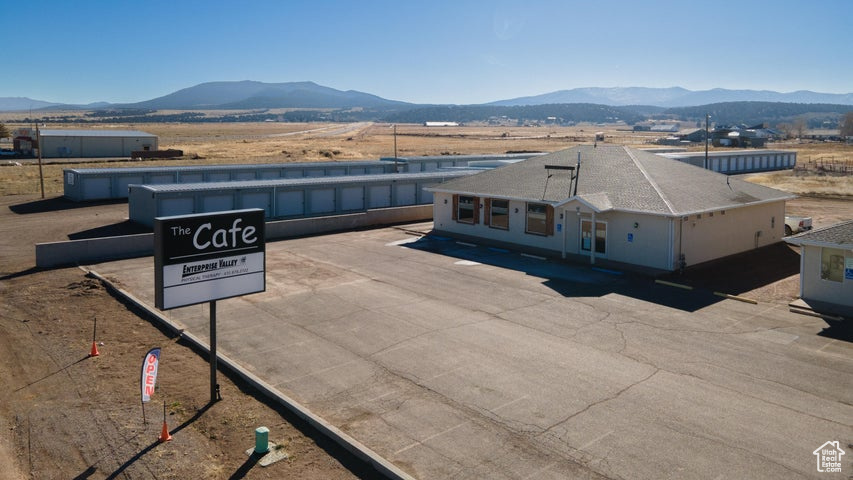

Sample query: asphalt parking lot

[91,222,853,479]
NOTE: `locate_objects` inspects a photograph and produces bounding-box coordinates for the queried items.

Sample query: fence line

[794,155,852,174]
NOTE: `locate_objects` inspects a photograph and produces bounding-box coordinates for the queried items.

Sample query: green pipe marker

[255,426,270,454]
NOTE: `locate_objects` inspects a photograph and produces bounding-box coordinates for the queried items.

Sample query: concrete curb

[83,267,416,480]
[713,291,759,305]
[654,279,694,290]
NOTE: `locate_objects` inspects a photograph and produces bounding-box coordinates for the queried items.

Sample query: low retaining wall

[36,205,432,268]
[36,233,153,268]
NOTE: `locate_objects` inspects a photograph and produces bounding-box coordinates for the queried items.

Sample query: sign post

[210,300,217,402]
[154,209,265,403]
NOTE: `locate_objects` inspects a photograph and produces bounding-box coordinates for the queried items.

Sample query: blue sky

[4,0,851,105]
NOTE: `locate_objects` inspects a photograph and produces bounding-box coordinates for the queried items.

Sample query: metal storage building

[381,153,546,172]
[659,149,796,174]
[64,153,545,201]
[39,129,158,158]
[128,169,480,227]
[64,161,396,201]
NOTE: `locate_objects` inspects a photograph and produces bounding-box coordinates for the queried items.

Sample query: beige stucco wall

[432,193,675,270]
[431,192,564,252]
[676,201,786,268]
[433,192,789,272]
[800,244,853,310]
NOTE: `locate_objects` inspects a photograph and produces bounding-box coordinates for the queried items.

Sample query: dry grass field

[0,121,851,197]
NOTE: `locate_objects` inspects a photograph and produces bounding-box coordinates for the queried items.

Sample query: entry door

[580,220,606,254]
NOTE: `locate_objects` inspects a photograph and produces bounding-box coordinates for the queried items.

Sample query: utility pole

[704,113,710,170]
[37,124,45,199]
[393,124,398,173]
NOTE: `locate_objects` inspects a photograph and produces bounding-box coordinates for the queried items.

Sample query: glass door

[580,219,606,254]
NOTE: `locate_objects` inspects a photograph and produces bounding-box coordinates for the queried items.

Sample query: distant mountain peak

[116,80,410,110]
[490,87,853,107]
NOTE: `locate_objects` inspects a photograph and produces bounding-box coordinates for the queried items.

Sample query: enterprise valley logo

[181,256,247,278]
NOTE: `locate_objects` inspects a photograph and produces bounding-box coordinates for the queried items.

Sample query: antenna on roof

[542,151,581,200]
[574,152,581,197]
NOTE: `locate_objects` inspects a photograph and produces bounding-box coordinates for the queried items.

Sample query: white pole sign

[154,209,265,310]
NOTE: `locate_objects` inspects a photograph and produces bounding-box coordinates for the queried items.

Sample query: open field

[1,122,851,197]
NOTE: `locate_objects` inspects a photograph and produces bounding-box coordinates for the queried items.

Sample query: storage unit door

[82,177,111,200]
[202,194,234,213]
[367,185,391,208]
[341,186,364,211]
[395,184,416,205]
[147,174,175,184]
[116,175,144,198]
[240,192,272,218]
[259,170,280,179]
[207,172,229,181]
[159,197,194,217]
[419,184,434,203]
[179,173,204,183]
[309,188,335,213]
[276,190,304,217]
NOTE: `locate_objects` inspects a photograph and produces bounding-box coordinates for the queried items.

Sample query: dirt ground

[0,195,369,479]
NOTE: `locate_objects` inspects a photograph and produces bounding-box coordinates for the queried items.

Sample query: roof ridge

[624,146,676,215]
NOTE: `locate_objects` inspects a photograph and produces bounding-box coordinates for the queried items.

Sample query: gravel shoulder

[0,194,366,480]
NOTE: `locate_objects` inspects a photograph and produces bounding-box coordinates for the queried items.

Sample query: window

[580,220,606,254]
[457,195,475,223]
[490,199,509,230]
[821,247,845,283]
[526,203,548,235]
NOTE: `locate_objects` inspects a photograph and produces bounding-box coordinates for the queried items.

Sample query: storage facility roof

[66,160,388,175]
[660,149,795,160]
[130,169,481,193]
[38,129,157,138]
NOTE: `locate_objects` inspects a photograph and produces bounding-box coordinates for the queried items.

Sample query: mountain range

[2,81,851,112]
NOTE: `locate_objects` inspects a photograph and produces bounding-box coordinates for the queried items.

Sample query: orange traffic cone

[159,400,172,442]
[89,317,100,357]
[159,420,172,442]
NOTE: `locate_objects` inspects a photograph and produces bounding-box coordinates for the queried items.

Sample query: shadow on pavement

[403,235,727,312]
[69,220,151,240]
[660,242,800,296]
[8,196,126,214]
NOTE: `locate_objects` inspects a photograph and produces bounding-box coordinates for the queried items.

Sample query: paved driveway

[91,223,853,479]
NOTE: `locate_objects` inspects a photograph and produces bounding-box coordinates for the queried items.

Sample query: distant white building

[423,122,459,127]
[27,129,158,158]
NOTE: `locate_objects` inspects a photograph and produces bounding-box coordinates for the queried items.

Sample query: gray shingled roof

[428,145,794,216]
[785,220,853,248]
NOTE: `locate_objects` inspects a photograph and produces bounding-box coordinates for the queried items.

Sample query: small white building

[785,221,853,318]
[427,145,794,272]
[37,129,158,158]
